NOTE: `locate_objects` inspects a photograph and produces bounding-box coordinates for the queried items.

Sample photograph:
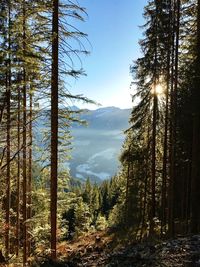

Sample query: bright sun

[151,84,165,95]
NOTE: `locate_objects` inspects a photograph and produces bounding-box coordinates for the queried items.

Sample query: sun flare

[151,84,165,95]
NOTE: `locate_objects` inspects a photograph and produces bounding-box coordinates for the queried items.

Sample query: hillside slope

[38,232,200,267]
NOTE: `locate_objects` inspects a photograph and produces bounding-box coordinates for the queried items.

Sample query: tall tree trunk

[0,94,7,125]
[125,145,131,226]
[161,64,170,235]
[161,0,172,235]
[168,0,180,237]
[5,1,11,258]
[51,0,59,260]
[16,84,21,257]
[22,1,27,265]
[141,125,150,237]
[185,158,191,233]
[150,0,158,233]
[151,91,157,227]
[27,89,32,258]
[191,0,200,233]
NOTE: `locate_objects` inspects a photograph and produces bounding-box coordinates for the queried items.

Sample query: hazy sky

[69,0,148,109]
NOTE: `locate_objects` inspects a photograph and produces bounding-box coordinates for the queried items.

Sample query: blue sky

[69,0,148,109]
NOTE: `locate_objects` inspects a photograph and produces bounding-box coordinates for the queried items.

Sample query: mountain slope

[34,106,131,183]
[69,107,131,182]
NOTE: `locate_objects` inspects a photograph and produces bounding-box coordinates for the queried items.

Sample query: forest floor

[38,230,200,267]
[1,230,200,266]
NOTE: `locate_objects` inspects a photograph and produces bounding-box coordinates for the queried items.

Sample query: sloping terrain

[36,232,200,267]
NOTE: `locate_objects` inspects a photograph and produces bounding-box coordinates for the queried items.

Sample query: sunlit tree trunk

[22,0,27,264]
[5,1,11,257]
[161,73,169,235]
[27,89,32,258]
[151,91,157,228]
[150,0,159,233]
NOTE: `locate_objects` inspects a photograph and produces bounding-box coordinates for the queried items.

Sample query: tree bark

[168,0,180,237]
[5,1,11,257]
[51,0,59,260]
[16,83,21,257]
[161,0,172,235]
[27,90,32,258]
[150,0,159,233]
[22,1,27,265]
[151,92,157,226]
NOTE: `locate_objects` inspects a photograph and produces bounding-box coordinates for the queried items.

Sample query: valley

[69,107,131,182]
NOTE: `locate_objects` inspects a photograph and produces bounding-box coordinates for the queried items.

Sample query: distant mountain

[73,106,131,130]
[69,106,131,182]
[34,106,131,183]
